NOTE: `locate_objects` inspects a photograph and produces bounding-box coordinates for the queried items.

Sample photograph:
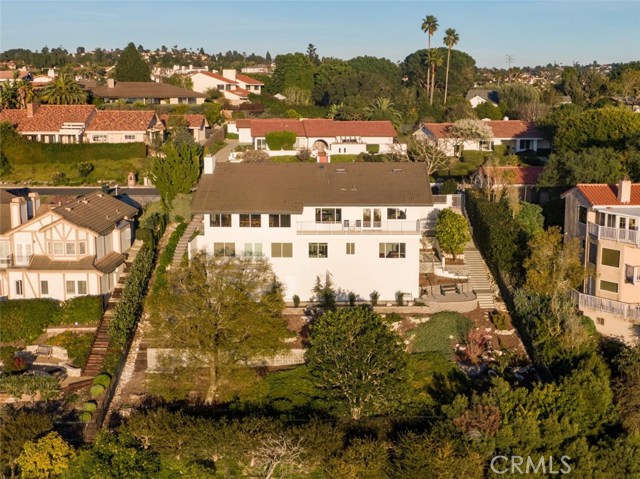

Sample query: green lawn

[407,311,473,357]
[2,158,148,185]
[46,332,94,369]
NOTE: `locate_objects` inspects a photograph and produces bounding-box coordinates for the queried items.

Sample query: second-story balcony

[0,254,33,268]
[297,220,427,235]
[0,255,11,269]
[587,222,640,247]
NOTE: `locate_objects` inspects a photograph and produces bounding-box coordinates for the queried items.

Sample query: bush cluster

[0,299,61,343]
[152,222,188,294]
[59,296,103,326]
[265,130,296,150]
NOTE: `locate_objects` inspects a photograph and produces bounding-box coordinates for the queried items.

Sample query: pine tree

[114,42,152,82]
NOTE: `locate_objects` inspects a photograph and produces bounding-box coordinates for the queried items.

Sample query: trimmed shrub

[136,227,155,246]
[152,222,187,294]
[93,373,112,388]
[293,295,300,308]
[265,130,296,150]
[366,144,380,154]
[90,384,105,398]
[60,296,103,325]
[439,179,458,194]
[82,401,97,412]
[0,299,61,343]
[51,171,69,185]
[79,411,93,423]
[330,154,360,163]
[225,133,239,140]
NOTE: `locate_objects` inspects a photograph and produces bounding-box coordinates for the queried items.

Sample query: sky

[1,1,639,68]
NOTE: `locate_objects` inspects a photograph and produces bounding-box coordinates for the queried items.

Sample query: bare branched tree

[252,432,305,479]
[407,136,451,178]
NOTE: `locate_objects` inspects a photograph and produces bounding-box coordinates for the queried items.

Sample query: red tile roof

[236,74,263,85]
[159,114,207,129]
[0,105,95,132]
[0,70,29,80]
[478,166,544,185]
[227,88,251,98]
[572,184,640,206]
[244,119,397,138]
[194,71,237,84]
[422,120,544,139]
[235,119,251,128]
[87,110,162,132]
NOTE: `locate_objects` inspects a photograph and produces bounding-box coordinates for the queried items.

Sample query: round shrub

[83,401,97,412]
[90,384,105,398]
[79,411,93,423]
[93,373,112,388]
[292,295,300,308]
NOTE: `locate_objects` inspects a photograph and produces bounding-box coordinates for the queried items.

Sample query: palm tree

[428,50,444,105]
[443,28,460,105]
[39,72,87,105]
[420,15,438,98]
[364,97,403,129]
[16,79,35,109]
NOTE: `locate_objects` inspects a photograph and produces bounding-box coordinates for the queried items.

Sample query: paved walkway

[171,214,203,268]
[213,139,238,162]
[464,240,498,310]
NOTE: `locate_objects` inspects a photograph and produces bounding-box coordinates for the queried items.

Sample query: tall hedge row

[265,130,296,150]
[109,243,155,349]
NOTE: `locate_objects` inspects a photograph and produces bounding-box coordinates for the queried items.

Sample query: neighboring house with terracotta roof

[474,165,545,203]
[88,79,206,105]
[0,103,163,145]
[0,191,139,301]
[465,89,499,108]
[416,120,550,156]
[0,69,32,83]
[236,119,400,161]
[190,161,458,302]
[160,113,209,142]
[85,110,164,144]
[191,69,263,104]
[561,180,640,343]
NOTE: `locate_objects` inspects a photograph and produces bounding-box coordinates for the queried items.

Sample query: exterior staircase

[82,240,143,377]
[171,214,203,268]
[464,241,497,310]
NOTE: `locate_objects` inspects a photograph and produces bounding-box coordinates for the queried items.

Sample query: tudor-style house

[562,180,640,343]
[190,160,452,302]
[0,191,138,301]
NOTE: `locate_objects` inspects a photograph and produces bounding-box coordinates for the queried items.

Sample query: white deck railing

[570,289,640,321]
[297,220,427,235]
[588,222,640,246]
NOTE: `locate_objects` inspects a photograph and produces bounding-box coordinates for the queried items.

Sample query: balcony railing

[0,255,11,268]
[587,222,640,246]
[297,220,426,235]
[13,254,33,267]
[570,289,640,322]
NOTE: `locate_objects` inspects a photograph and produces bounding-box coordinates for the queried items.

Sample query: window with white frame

[346,242,355,255]
[271,243,293,258]
[15,280,23,295]
[309,243,328,258]
[79,242,87,255]
[479,140,493,151]
[41,280,49,295]
[210,213,232,227]
[256,138,267,150]
[519,139,533,151]
[66,281,76,295]
[92,135,108,143]
[77,281,87,295]
[379,243,406,258]
[239,214,261,227]
[124,134,136,140]
[48,241,80,257]
[315,208,342,223]
[625,265,640,284]
[269,214,291,227]
[387,208,407,220]
[214,242,235,257]
[244,243,263,257]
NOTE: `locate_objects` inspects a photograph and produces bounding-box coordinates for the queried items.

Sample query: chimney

[107,78,115,89]
[222,68,237,81]
[203,155,216,175]
[26,101,40,118]
[618,178,632,204]
[9,197,25,229]
[28,192,40,219]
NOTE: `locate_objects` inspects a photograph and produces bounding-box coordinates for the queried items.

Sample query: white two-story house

[190,160,446,302]
[0,191,138,301]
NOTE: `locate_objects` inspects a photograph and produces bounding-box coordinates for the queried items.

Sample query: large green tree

[17,432,75,479]
[151,142,201,209]
[270,53,314,94]
[306,306,408,420]
[149,255,289,403]
[0,409,53,478]
[114,42,152,82]
[538,147,625,187]
[434,208,470,260]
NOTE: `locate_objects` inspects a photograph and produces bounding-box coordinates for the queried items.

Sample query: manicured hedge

[90,384,105,398]
[1,127,146,165]
[109,242,155,349]
[0,299,61,343]
[152,222,187,294]
[265,130,296,150]
[366,144,380,154]
[93,373,112,388]
[60,296,103,325]
[46,332,94,369]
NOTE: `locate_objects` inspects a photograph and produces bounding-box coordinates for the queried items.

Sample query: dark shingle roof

[0,190,19,235]
[90,81,206,100]
[466,89,499,103]
[52,193,139,235]
[192,163,433,214]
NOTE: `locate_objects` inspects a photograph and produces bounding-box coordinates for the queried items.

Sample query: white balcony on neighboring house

[297,220,427,235]
[571,289,640,322]
[0,255,11,268]
[625,264,640,285]
[13,254,33,267]
[587,222,640,247]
